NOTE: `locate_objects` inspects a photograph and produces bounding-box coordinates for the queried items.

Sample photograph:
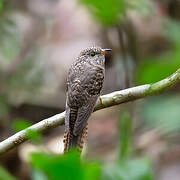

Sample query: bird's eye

[90,51,96,57]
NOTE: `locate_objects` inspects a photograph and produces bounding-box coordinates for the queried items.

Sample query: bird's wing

[73,96,98,136]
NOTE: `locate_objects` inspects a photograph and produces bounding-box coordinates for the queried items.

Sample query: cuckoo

[63,47,111,152]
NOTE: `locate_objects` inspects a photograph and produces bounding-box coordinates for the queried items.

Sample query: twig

[0,68,180,155]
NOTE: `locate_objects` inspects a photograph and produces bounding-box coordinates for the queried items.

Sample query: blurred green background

[1,0,180,179]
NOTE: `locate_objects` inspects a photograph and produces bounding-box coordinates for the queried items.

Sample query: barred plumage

[63,47,111,153]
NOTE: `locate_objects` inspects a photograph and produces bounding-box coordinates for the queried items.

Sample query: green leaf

[136,54,180,84]
[26,129,42,143]
[136,20,180,84]
[0,0,4,11]
[12,120,42,143]
[0,165,18,180]
[30,151,101,180]
[84,162,101,180]
[12,119,32,132]
[79,0,126,25]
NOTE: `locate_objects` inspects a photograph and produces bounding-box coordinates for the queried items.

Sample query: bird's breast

[67,62,104,106]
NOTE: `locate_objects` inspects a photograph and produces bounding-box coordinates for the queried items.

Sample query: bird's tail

[63,124,88,152]
[63,107,88,152]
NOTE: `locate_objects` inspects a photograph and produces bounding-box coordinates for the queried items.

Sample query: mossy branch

[0,68,180,155]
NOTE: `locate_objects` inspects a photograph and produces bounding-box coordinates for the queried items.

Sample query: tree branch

[0,68,180,155]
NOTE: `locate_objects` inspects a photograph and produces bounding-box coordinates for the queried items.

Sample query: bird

[63,47,112,153]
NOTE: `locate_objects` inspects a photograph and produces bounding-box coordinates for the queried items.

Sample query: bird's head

[79,47,112,66]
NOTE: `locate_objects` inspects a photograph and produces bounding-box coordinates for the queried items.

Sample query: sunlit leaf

[30,151,100,180]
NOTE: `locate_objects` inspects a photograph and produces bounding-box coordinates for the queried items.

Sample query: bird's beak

[101,49,112,55]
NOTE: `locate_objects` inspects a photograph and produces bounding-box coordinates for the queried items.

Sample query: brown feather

[63,124,88,152]
[64,47,106,154]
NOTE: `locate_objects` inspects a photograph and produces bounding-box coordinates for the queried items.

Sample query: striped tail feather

[63,106,88,152]
[63,124,88,153]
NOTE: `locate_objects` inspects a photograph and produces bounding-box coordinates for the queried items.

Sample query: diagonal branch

[0,68,180,155]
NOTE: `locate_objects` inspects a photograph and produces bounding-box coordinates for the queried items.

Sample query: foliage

[0,112,152,180]
[0,3,43,139]
[137,20,180,84]
[79,0,152,25]
[27,112,152,180]
[141,95,180,135]
[0,166,18,180]
[0,0,4,11]
[101,112,152,180]
[12,119,42,143]
[79,0,126,25]
[0,0,178,180]
[30,151,101,180]
[12,119,32,132]
[101,158,152,180]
